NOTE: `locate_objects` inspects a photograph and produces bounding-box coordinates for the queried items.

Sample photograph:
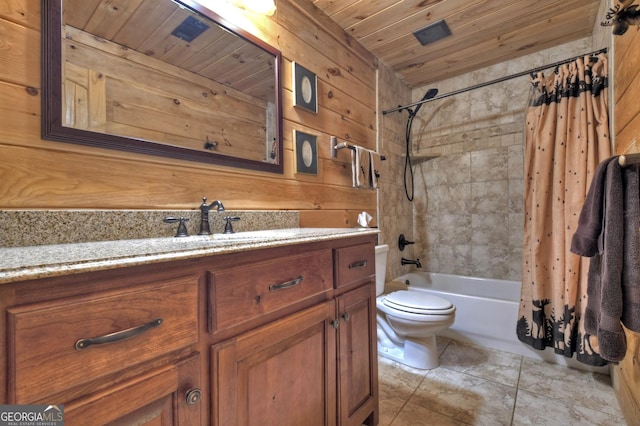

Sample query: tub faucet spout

[401,257,422,268]
[198,197,225,235]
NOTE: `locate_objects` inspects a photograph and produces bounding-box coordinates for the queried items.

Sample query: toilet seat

[382,290,455,315]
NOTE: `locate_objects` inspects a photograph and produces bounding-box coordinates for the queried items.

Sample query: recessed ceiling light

[171,16,209,43]
[413,20,451,46]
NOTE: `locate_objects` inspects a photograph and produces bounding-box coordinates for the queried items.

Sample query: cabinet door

[63,353,202,425]
[212,301,337,426]
[336,283,378,426]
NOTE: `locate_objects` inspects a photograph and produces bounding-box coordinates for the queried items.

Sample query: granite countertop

[0,228,379,285]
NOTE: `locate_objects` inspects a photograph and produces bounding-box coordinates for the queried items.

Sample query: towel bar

[329,136,386,160]
[618,154,640,167]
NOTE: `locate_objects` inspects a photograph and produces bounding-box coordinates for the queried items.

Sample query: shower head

[412,88,438,115]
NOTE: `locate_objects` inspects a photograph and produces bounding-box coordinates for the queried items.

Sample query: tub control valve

[398,234,415,251]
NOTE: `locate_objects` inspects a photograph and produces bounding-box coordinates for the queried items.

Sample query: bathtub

[393,272,609,372]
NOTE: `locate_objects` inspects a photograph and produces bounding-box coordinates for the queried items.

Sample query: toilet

[375,244,455,369]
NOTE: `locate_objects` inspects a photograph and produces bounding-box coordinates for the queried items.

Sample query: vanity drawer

[334,242,375,288]
[7,275,199,403]
[210,249,333,333]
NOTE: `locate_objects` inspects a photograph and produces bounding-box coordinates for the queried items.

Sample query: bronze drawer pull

[75,318,163,350]
[269,275,304,292]
[348,260,367,269]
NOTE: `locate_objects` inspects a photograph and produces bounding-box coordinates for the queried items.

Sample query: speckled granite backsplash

[0,210,299,247]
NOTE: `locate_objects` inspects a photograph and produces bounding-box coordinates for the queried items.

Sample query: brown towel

[571,157,616,256]
[621,164,640,333]
[584,159,625,362]
[578,159,640,362]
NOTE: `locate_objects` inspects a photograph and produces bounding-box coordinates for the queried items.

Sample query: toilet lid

[383,290,454,315]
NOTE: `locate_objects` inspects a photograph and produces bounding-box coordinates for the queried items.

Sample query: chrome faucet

[401,258,422,268]
[198,197,225,235]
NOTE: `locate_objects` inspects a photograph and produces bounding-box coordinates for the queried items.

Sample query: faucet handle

[223,216,240,234]
[164,216,189,237]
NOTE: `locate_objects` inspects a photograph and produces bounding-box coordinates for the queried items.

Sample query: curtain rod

[382,47,608,115]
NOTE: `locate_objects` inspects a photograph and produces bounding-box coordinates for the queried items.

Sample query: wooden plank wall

[612,21,640,424]
[0,0,379,228]
[62,26,269,162]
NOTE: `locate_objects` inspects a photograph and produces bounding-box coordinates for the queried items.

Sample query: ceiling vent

[413,19,451,46]
[171,16,209,42]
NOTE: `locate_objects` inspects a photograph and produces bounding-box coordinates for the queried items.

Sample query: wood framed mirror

[42,0,283,173]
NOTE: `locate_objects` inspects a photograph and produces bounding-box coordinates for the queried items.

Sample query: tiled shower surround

[413,124,524,281]
[409,37,597,282]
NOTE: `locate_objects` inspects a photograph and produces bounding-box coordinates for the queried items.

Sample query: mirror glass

[43,0,282,173]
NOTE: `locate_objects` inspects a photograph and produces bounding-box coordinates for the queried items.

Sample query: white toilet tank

[375,244,389,296]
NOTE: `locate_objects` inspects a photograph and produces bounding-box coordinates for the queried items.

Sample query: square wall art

[294,130,318,175]
[292,62,318,114]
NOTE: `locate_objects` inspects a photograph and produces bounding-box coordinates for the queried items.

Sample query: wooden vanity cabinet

[0,233,378,425]
[209,236,378,426]
[1,266,205,425]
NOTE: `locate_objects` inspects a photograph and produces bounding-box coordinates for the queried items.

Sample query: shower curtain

[516,54,611,366]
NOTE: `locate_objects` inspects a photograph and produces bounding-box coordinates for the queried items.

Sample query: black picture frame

[294,130,318,175]
[292,62,318,114]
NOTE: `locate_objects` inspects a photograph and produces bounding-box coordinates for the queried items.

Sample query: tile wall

[409,37,597,281]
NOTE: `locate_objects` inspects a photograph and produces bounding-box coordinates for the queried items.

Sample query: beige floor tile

[512,389,626,426]
[378,357,428,400]
[408,367,516,425]
[377,341,624,426]
[378,396,408,426]
[390,401,468,425]
[518,358,621,417]
[439,340,523,387]
[378,356,428,425]
[436,336,452,356]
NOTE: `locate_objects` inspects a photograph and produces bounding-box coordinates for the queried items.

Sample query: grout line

[509,356,524,425]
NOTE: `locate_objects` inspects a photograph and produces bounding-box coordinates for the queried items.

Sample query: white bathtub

[394,272,609,373]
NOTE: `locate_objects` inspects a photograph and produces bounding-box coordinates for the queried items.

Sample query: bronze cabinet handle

[348,260,367,269]
[75,318,163,350]
[269,275,304,292]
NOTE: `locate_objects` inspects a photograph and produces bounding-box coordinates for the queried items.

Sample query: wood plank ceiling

[310,0,604,88]
[64,0,276,102]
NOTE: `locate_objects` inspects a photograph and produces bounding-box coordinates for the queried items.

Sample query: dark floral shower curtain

[517,54,611,366]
